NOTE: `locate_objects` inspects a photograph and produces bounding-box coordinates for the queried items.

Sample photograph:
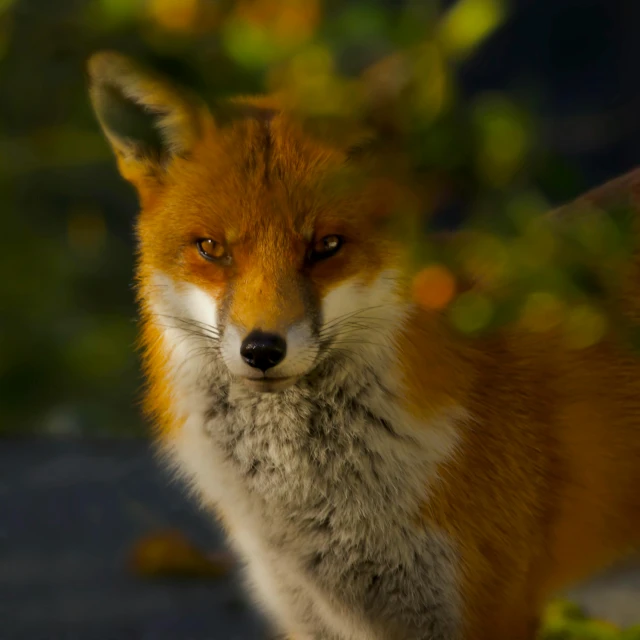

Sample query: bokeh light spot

[411,43,451,122]
[147,0,199,32]
[413,265,457,310]
[99,0,144,24]
[473,95,529,185]
[463,233,509,288]
[0,0,16,15]
[563,304,607,350]
[449,292,494,334]
[520,292,565,333]
[439,0,507,58]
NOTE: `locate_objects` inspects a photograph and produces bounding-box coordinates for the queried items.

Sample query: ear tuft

[87,51,207,169]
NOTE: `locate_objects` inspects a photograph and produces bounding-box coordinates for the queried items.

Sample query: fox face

[88,53,410,393]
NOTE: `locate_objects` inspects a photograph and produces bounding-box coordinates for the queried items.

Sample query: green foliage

[539,599,639,639]
[0,0,635,435]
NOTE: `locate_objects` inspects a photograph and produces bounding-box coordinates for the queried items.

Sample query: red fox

[88,51,640,639]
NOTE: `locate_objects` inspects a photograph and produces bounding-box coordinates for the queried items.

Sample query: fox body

[88,52,640,640]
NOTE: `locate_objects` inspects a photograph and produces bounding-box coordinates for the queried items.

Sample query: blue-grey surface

[1,439,639,639]
[0,439,269,640]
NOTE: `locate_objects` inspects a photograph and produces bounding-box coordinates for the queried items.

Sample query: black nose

[240,330,287,372]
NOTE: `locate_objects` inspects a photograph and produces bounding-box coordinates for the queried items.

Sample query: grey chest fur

[196,367,461,639]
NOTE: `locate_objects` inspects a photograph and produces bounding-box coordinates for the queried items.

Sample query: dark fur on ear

[87,51,210,170]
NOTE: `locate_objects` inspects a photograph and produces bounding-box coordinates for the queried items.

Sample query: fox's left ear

[87,51,212,195]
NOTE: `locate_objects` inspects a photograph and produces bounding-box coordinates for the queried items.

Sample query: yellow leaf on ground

[128,529,234,579]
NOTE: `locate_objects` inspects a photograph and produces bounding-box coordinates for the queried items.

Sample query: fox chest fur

[169,349,462,640]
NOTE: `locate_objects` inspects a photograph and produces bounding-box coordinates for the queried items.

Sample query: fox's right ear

[87,51,212,196]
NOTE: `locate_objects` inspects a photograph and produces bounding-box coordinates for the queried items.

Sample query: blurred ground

[1,439,638,639]
[567,560,640,629]
[0,439,268,640]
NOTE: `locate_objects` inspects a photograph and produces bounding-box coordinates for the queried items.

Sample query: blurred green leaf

[1,0,637,437]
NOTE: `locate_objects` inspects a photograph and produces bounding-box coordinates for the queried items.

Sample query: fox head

[88,52,416,395]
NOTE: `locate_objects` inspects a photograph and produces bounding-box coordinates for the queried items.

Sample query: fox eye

[309,235,343,263]
[197,238,227,262]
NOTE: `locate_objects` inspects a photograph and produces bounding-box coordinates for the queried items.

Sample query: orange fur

[399,172,640,635]
[88,51,640,639]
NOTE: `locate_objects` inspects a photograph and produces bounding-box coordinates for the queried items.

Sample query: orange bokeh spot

[413,265,457,310]
[147,0,199,32]
[236,0,320,40]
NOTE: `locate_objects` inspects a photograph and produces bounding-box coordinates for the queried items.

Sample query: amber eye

[197,238,227,262]
[309,235,343,263]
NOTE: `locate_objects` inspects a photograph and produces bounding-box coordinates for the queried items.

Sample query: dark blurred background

[2,0,640,436]
[1,0,640,638]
